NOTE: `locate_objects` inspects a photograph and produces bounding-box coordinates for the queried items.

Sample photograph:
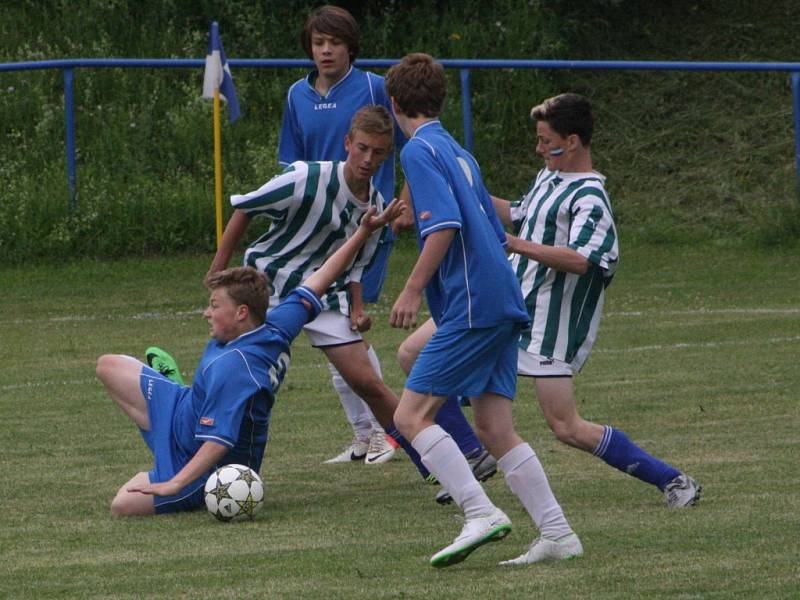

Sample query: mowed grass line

[0,241,798,599]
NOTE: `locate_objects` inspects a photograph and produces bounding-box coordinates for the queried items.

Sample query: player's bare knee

[96,354,117,383]
[110,495,135,517]
[396,343,415,375]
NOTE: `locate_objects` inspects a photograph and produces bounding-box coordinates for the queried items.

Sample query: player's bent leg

[470,393,524,459]
[534,377,603,452]
[111,471,155,517]
[97,354,150,430]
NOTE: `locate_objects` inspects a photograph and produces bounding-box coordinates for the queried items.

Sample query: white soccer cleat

[499,533,583,566]
[430,507,512,568]
[364,430,396,464]
[664,473,702,508]
[323,437,369,464]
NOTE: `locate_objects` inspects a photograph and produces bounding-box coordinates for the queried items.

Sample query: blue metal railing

[3,57,800,208]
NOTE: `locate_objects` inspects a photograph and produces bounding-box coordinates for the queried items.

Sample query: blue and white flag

[202,21,240,123]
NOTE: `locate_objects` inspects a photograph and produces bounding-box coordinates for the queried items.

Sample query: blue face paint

[549,147,564,156]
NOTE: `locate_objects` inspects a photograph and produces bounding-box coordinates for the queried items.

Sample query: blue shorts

[360,228,394,304]
[406,322,523,400]
[139,366,207,514]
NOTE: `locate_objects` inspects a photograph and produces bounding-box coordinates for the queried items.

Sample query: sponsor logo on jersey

[538,358,554,366]
[200,416,215,426]
[419,210,432,221]
[314,102,337,110]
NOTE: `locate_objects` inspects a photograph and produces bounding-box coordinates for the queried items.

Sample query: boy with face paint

[493,94,700,521]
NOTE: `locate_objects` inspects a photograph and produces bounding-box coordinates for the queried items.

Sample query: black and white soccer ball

[204,464,264,522]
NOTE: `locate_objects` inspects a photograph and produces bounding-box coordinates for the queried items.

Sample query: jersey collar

[305,65,355,99]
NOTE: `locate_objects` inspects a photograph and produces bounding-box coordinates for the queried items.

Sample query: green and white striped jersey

[233,160,383,315]
[509,169,619,371]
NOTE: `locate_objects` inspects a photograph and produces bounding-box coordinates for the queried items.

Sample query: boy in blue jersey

[385,53,582,568]
[96,201,402,516]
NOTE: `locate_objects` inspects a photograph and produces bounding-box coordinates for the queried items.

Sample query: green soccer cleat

[145,346,185,385]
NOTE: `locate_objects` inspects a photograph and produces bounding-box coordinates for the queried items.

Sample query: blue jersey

[278,66,404,219]
[172,287,322,473]
[400,120,529,329]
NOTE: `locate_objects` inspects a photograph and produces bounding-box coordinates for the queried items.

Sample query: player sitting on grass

[96,201,402,516]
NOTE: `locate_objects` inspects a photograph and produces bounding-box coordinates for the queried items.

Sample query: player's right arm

[490,195,513,228]
[390,227,454,329]
[208,210,252,274]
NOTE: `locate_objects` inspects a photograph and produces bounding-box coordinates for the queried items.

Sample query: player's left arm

[127,441,229,497]
[303,199,404,299]
[505,234,590,274]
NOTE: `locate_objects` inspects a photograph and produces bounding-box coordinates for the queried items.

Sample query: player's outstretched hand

[360,198,406,234]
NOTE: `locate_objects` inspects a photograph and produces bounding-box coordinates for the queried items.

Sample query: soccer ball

[204,464,264,522]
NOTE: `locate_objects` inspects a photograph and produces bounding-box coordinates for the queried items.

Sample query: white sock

[328,361,373,440]
[498,443,573,540]
[413,425,494,519]
[364,345,385,434]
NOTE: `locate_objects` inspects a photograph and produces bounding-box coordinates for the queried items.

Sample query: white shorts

[301,309,362,348]
[517,350,573,377]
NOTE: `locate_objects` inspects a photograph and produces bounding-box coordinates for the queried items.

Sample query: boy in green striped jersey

[492,93,701,512]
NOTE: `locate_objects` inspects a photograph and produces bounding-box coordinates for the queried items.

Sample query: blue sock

[435,395,482,457]
[385,425,431,480]
[593,426,680,490]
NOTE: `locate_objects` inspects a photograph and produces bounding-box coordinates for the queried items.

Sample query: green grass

[1,240,798,598]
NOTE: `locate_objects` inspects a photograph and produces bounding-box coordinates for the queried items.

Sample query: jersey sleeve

[231,163,302,218]
[401,140,462,239]
[277,83,304,166]
[267,286,323,341]
[194,350,262,448]
[567,188,619,272]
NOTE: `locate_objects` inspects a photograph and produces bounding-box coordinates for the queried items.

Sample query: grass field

[1,239,798,599]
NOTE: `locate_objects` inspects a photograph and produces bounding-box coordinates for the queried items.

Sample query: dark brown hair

[530,93,594,146]
[204,267,269,325]
[300,5,360,63]
[385,53,445,118]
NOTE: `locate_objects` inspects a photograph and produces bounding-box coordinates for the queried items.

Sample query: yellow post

[213,88,223,248]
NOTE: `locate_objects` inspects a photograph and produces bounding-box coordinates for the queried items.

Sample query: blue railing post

[63,67,77,211]
[459,68,473,152]
[791,72,800,195]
